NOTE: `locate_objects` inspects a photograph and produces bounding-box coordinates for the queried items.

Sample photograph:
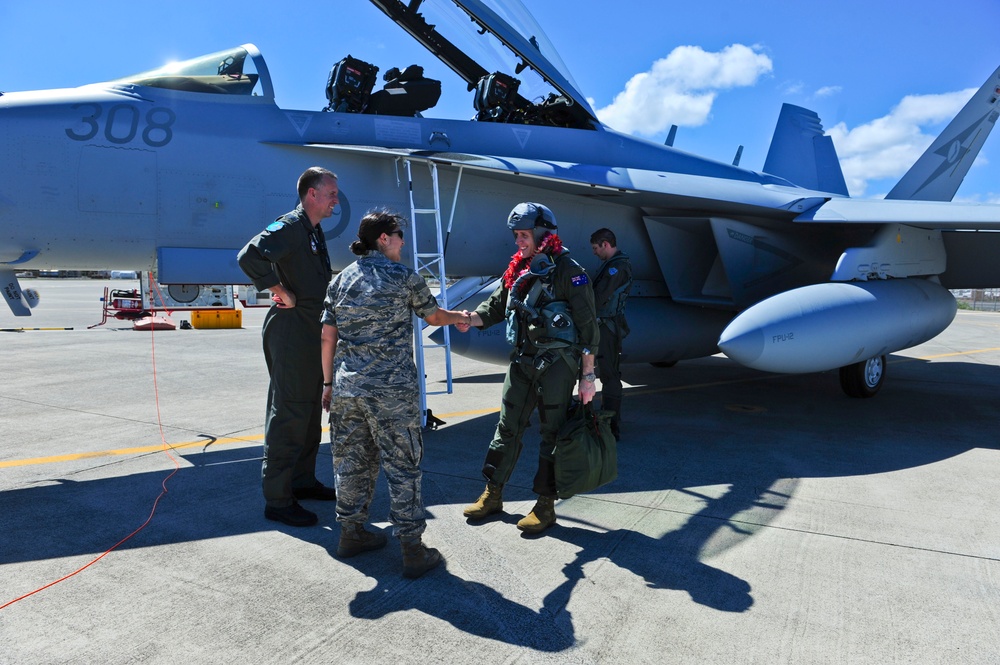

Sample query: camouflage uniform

[238,205,332,508]
[321,251,438,539]
[592,251,633,421]
[474,249,599,496]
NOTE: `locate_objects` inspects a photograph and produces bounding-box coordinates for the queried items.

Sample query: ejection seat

[364,65,441,117]
[324,55,379,112]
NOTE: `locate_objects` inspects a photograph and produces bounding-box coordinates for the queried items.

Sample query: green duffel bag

[554,402,618,499]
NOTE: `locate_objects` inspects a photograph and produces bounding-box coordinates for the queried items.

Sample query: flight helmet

[507,202,557,243]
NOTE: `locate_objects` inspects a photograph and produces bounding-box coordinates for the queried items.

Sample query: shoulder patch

[571,273,589,287]
[609,267,618,276]
[266,220,287,232]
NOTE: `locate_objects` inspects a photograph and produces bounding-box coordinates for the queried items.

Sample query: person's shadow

[310,511,576,652]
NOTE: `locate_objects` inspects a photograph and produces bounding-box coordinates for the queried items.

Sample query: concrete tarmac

[2,279,1000,664]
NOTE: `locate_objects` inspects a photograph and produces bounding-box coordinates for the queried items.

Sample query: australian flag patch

[571,274,589,287]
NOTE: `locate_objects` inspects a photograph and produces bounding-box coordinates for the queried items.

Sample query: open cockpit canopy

[369,0,598,128]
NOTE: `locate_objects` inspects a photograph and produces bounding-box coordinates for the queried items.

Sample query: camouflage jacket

[321,251,438,398]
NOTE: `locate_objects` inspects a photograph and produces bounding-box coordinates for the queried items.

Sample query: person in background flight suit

[456,202,599,535]
[237,166,339,527]
[590,228,633,441]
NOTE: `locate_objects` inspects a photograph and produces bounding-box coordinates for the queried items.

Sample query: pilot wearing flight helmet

[455,202,599,534]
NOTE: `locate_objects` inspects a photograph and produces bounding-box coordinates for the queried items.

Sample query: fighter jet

[1,0,998,398]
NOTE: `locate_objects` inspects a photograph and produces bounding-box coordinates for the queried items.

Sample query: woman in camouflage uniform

[320,209,471,578]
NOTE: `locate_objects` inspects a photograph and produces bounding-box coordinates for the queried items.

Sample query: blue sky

[2,0,998,200]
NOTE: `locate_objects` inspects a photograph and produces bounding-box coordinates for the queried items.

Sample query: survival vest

[505,252,580,350]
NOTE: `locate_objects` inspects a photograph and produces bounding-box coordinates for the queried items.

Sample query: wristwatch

[582,372,597,382]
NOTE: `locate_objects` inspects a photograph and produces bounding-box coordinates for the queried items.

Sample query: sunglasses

[389,229,404,239]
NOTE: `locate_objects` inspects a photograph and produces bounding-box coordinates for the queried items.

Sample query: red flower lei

[501,232,563,289]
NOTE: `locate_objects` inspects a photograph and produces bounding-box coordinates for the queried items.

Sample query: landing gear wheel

[839,355,886,398]
[650,361,677,368]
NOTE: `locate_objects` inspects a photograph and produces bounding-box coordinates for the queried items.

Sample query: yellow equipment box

[190,309,242,329]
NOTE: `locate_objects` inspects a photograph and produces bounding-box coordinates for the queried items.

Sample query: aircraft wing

[285,141,833,217]
[794,197,1000,229]
[287,141,1000,230]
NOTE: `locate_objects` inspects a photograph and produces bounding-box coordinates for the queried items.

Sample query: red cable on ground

[1,295,179,610]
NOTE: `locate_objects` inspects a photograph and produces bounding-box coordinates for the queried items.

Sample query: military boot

[400,537,443,579]
[337,522,388,558]
[462,482,504,520]
[516,495,557,534]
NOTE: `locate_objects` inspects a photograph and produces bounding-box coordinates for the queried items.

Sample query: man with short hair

[237,166,340,527]
[590,228,633,440]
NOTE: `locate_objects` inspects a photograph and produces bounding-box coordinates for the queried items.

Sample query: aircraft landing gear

[839,355,886,398]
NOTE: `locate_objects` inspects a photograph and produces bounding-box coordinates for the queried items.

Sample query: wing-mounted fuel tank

[717,278,957,374]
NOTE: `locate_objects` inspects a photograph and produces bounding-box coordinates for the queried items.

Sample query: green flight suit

[592,250,633,418]
[474,248,599,496]
[237,205,332,508]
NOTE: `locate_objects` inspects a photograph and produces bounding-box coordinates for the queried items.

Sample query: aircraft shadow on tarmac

[419,354,999,618]
[2,355,997,647]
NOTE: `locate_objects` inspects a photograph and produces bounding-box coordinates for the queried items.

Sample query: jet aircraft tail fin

[763,104,849,196]
[1,269,39,316]
[887,65,1000,201]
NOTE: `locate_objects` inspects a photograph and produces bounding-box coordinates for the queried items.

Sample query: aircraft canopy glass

[371,0,597,128]
[110,46,272,98]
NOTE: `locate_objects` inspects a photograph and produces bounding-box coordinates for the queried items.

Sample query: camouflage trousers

[329,394,426,539]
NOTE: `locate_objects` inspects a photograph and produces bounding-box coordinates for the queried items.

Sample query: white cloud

[779,80,804,96]
[594,44,773,136]
[814,85,841,98]
[827,88,975,196]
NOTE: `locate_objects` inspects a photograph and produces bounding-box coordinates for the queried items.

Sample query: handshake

[454,310,475,333]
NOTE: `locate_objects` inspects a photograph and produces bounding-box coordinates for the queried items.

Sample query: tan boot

[337,522,388,558]
[462,482,504,520]
[401,537,443,579]
[516,495,556,534]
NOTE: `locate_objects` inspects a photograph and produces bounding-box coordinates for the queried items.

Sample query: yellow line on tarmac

[433,406,500,419]
[911,347,1000,361]
[0,435,263,469]
[0,408,501,470]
